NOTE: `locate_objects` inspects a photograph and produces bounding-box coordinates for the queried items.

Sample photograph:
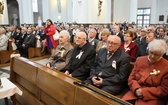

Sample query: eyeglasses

[107,41,119,45]
[149,51,162,57]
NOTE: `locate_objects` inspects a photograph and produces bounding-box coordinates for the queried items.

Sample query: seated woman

[120,30,138,62]
[96,30,110,53]
[46,30,73,71]
[122,39,168,105]
[0,27,8,51]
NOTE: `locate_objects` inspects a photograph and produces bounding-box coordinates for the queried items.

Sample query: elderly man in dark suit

[137,32,156,57]
[85,35,130,95]
[21,27,35,57]
[64,31,96,81]
[88,29,99,49]
[113,25,124,42]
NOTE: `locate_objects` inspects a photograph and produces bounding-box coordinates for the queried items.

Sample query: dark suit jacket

[88,48,130,94]
[23,33,36,47]
[137,37,148,57]
[10,31,17,39]
[89,38,99,49]
[65,42,96,81]
[117,33,124,42]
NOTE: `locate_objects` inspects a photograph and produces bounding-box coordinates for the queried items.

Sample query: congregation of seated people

[1,21,168,105]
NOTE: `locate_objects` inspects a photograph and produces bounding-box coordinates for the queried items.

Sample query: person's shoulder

[99,47,107,52]
[136,56,148,62]
[130,42,138,47]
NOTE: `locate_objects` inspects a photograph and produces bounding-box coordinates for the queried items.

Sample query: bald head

[77,32,87,40]
[108,35,121,45]
[75,32,87,47]
[107,35,121,53]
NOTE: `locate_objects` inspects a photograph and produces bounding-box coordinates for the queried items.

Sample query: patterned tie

[106,53,112,61]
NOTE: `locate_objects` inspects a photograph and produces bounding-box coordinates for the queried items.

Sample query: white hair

[148,39,168,55]
[0,27,6,34]
[60,30,70,39]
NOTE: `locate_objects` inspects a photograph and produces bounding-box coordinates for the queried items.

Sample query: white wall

[0,0,9,25]
[42,0,69,23]
[72,0,111,24]
[113,0,130,23]
[17,0,34,24]
[156,0,168,24]
[138,0,151,8]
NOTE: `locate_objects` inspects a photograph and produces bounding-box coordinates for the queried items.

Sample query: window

[137,8,151,27]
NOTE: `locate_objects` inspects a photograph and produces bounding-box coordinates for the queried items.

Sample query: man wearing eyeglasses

[85,35,130,95]
[64,31,96,81]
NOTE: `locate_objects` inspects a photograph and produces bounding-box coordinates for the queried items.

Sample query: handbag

[11,42,17,50]
[53,30,60,40]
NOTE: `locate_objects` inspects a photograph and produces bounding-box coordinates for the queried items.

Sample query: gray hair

[0,27,6,34]
[148,39,168,55]
[60,30,70,39]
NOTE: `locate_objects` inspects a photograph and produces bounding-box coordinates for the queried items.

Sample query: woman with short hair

[123,39,168,105]
[120,30,138,62]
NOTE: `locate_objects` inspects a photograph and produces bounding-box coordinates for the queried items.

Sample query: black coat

[65,42,96,81]
[88,48,130,94]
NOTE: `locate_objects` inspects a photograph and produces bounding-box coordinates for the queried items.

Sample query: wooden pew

[10,57,132,105]
[28,39,41,58]
[0,41,13,64]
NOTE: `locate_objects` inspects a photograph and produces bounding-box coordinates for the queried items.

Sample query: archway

[7,0,19,26]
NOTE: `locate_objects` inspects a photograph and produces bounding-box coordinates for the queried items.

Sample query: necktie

[107,53,112,61]
[146,46,149,54]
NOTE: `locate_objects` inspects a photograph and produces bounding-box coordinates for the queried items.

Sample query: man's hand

[64,70,70,75]
[46,63,51,68]
[92,76,103,87]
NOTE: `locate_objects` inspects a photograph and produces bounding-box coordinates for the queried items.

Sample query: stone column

[17,0,34,24]
[41,0,50,22]
[150,0,157,24]
[129,0,138,23]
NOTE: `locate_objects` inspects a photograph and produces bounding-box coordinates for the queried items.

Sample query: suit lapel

[105,48,122,66]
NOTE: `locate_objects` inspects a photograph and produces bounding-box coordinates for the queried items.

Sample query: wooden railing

[10,57,132,105]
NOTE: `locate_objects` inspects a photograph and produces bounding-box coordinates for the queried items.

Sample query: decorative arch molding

[7,0,19,25]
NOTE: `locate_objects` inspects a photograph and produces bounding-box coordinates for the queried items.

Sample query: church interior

[0,0,168,105]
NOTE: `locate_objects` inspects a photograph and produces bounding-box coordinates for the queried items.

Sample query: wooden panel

[28,47,35,58]
[15,74,39,98]
[74,85,131,105]
[0,51,10,64]
[15,85,44,105]
[40,91,63,105]
[35,48,41,57]
[12,57,38,83]
[36,69,76,105]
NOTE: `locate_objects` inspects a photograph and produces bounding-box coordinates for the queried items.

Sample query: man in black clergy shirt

[64,32,96,81]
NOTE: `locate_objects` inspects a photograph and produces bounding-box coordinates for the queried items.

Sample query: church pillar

[17,0,34,24]
[41,0,50,22]
[150,0,157,24]
[129,0,138,23]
